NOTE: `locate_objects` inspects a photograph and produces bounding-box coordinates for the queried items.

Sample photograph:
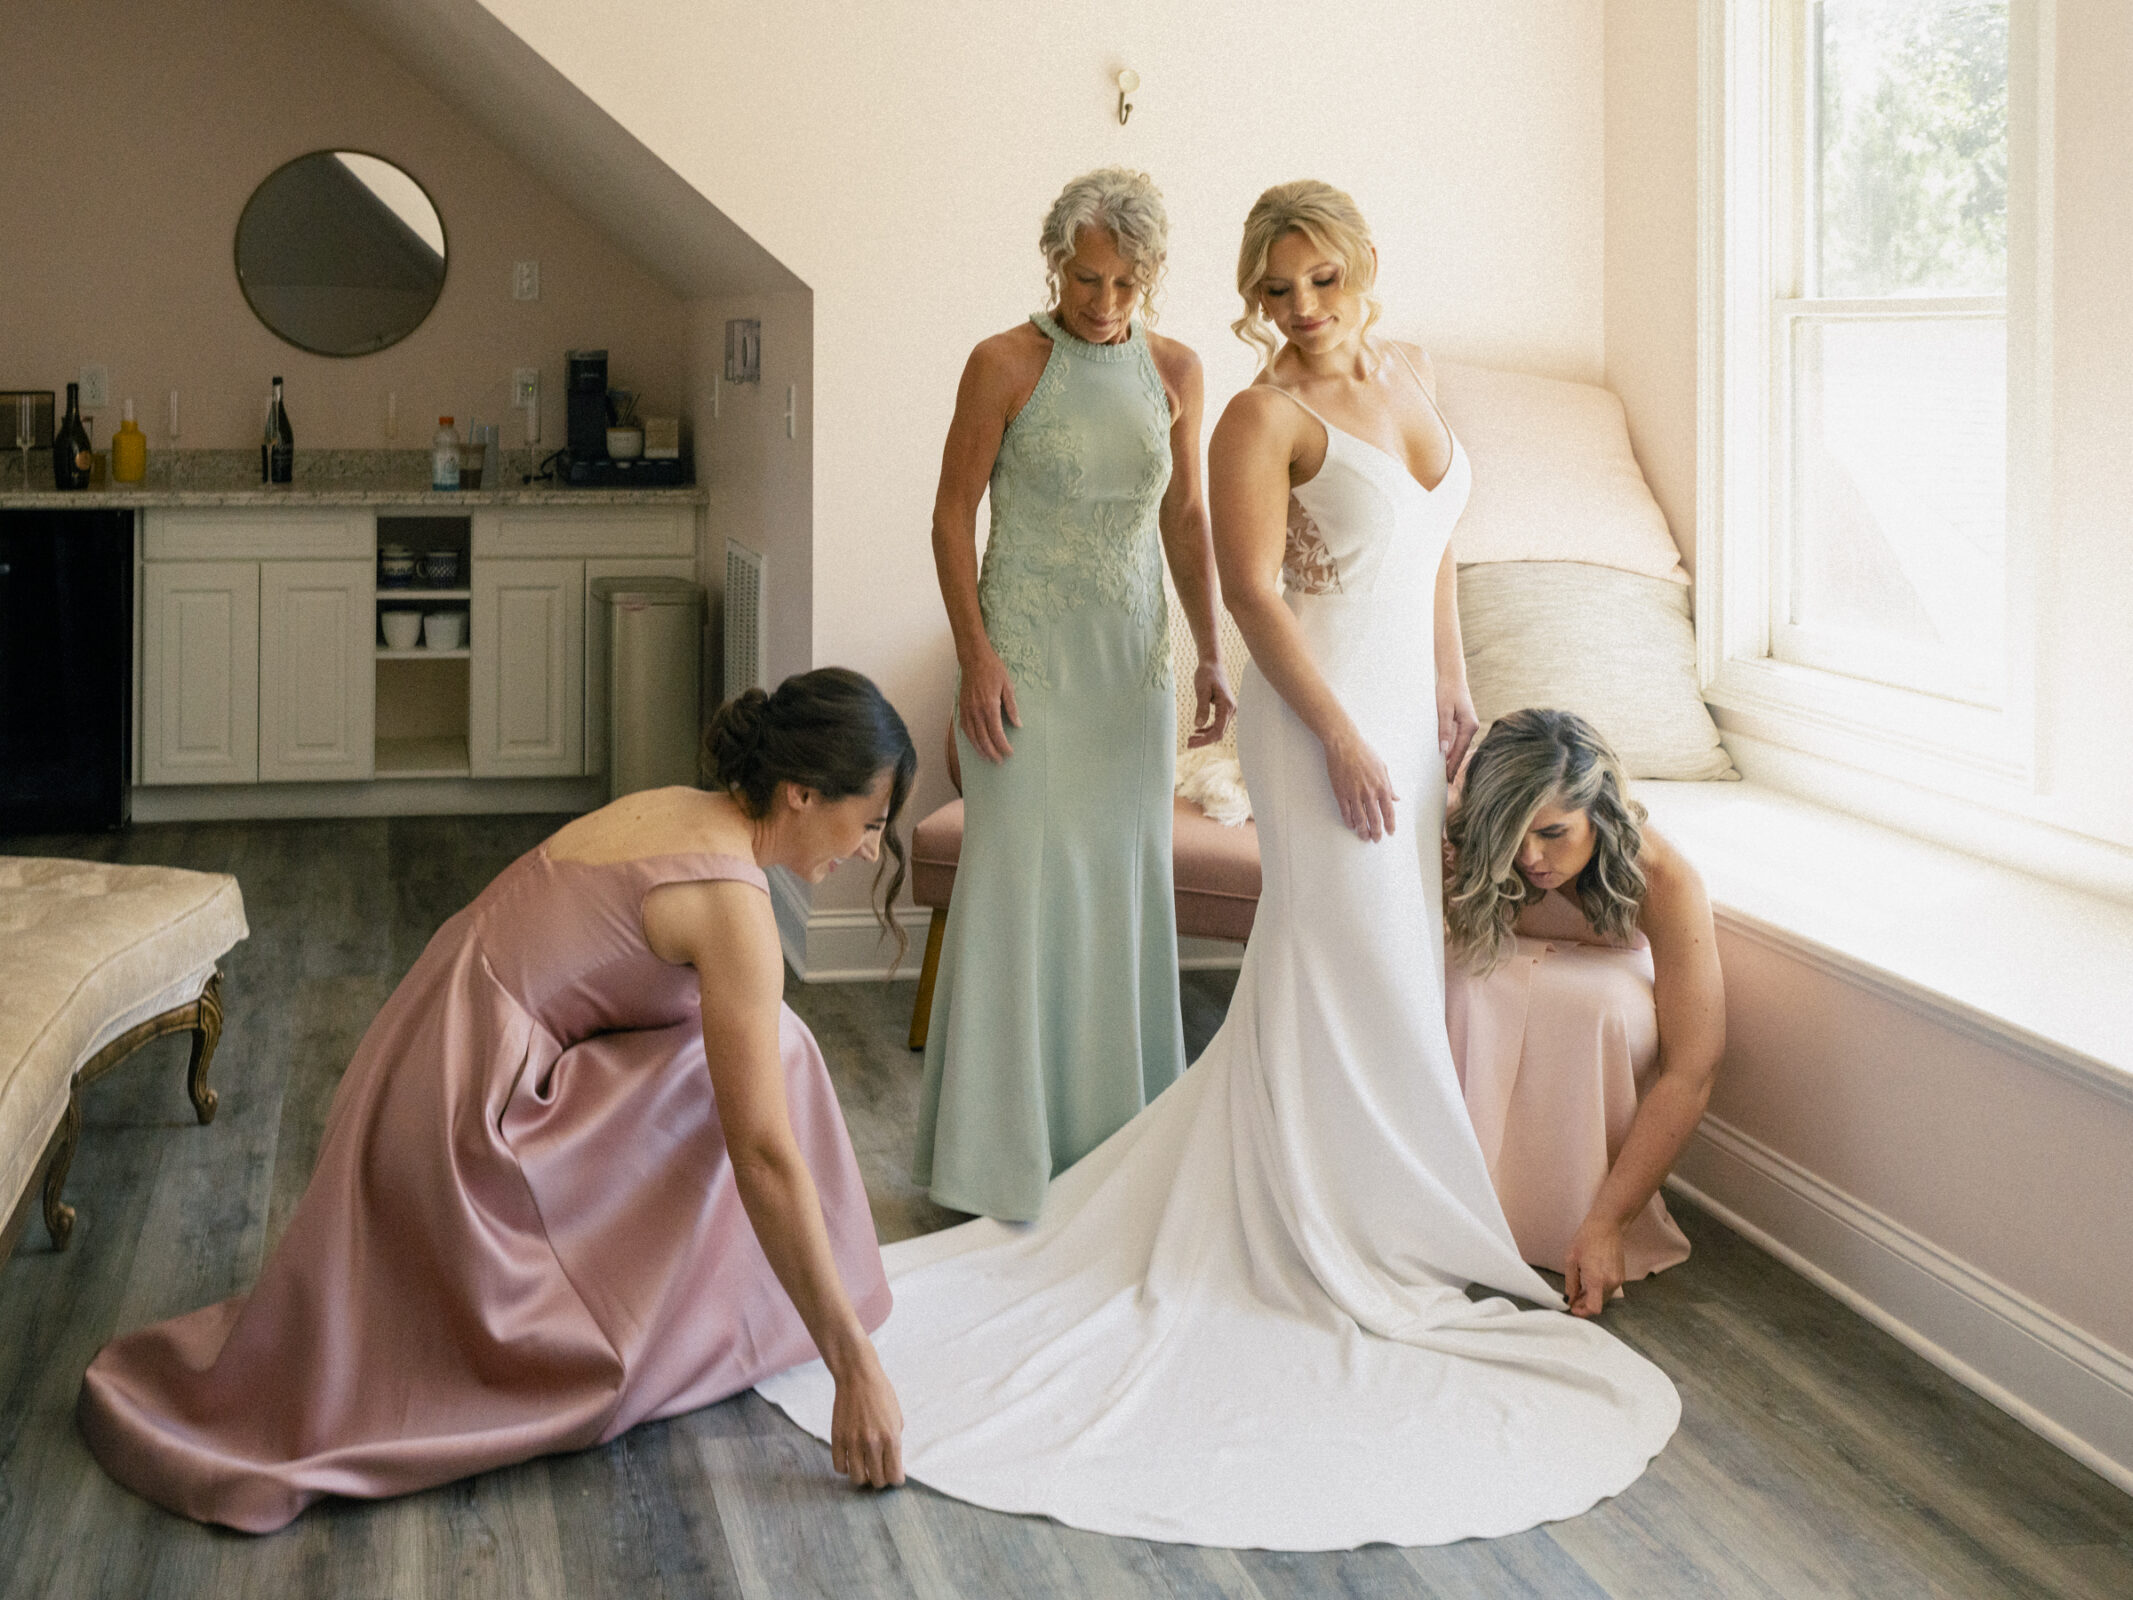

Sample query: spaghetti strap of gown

[79,843,888,1533]
[760,349,1680,1549]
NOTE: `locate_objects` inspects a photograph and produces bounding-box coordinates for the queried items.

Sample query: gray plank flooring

[2,814,2129,1598]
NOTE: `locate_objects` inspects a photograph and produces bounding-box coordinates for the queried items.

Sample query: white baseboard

[1179,935,1245,971]
[130,777,604,822]
[1670,1115,2133,1497]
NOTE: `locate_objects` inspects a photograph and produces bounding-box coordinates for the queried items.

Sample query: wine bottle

[52,383,92,491]
[262,376,294,485]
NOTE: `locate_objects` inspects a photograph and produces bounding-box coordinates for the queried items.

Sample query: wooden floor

[3,815,2129,1599]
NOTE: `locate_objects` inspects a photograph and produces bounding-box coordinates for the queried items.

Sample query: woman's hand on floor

[1563,1217,1627,1317]
[829,1343,906,1489]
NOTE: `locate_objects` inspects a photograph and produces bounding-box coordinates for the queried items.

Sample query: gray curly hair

[1040,167,1170,325]
[1445,709,1649,975]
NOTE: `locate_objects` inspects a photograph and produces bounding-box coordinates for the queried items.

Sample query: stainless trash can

[591,576,704,800]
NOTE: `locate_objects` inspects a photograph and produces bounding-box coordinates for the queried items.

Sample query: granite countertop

[0,448,706,510]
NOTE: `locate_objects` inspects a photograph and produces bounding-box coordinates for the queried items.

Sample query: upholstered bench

[0,857,248,1259]
[905,793,1261,1049]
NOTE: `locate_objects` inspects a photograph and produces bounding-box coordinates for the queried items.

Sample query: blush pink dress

[79,844,889,1534]
[1445,890,1692,1283]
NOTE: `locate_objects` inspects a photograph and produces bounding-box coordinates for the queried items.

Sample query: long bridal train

[762,379,1679,1550]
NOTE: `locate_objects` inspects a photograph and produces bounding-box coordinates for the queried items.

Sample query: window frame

[1697,0,2053,800]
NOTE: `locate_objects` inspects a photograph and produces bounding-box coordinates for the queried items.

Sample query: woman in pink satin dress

[81,667,917,1531]
[1444,708,1725,1316]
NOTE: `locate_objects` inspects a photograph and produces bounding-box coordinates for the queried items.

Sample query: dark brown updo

[704,667,919,957]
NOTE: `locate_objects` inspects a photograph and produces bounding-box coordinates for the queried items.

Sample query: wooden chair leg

[41,1089,83,1251]
[907,906,949,1052]
[186,971,223,1124]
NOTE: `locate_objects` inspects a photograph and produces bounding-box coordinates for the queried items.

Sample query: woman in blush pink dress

[1445,709,1725,1316]
[81,667,917,1531]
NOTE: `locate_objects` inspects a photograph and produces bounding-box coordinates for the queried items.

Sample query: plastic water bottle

[431,416,460,491]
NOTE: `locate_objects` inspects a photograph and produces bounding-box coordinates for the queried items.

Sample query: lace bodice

[976,311,1174,689]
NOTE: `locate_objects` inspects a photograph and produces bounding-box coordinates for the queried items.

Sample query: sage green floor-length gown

[912,311,1185,1222]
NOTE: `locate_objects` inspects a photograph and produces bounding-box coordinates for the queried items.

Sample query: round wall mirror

[235,151,447,357]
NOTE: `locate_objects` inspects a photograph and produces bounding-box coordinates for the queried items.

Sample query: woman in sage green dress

[917,167,1234,1221]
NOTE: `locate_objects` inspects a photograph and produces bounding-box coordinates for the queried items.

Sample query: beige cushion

[1433,360,1689,585]
[0,858,248,1225]
[1458,562,1738,781]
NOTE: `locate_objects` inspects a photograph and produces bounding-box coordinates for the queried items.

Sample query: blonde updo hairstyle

[1040,167,1171,325]
[1231,180,1386,370]
[1445,709,1649,976]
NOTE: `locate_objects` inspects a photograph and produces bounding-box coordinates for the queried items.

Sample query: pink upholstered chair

[906,600,1260,1050]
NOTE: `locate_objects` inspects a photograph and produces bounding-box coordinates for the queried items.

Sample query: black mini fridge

[0,509,133,834]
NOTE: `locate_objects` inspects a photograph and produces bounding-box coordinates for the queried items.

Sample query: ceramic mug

[378,546,417,587]
[420,549,460,585]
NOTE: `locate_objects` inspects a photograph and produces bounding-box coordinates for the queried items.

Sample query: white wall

[481,0,1610,913]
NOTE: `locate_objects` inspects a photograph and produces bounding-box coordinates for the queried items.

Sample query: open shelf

[375,735,471,779]
[376,647,470,659]
[377,587,471,601]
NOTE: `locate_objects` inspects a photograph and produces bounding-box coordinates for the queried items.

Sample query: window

[1774,1,2009,706]
[1700,0,2049,795]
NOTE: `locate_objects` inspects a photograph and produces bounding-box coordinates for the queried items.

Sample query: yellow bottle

[112,398,147,483]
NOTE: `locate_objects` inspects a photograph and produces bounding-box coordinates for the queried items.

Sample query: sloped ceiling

[329,0,801,298]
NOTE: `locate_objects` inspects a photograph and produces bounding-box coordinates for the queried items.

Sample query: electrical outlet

[79,364,109,409]
[513,368,540,409]
[512,261,539,301]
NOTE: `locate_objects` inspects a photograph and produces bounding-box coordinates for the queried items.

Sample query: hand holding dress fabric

[956,646,1021,763]
[1563,1217,1630,1317]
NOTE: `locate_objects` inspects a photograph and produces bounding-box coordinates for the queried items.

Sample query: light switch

[513,261,540,301]
[79,364,109,409]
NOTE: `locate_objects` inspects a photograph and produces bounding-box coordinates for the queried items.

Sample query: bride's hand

[1437,679,1480,783]
[1323,727,1399,842]
[828,1342,906,1488]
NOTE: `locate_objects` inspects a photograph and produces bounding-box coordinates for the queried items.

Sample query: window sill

[1639,777,2133,1111]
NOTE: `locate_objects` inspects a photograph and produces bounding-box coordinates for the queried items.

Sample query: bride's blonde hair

[1231,180,1386,370]
[1445,709,1649,975]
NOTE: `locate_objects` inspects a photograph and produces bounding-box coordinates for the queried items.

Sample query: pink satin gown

[79,845,889,1533]
[1446,889,1691,1283]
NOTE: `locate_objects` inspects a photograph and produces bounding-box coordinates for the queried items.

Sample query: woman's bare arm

[1208,388,1398,841]
[933,335,1039,764]
[1150,337,1235,747]
[644,879,904,1485]
[1562,828,1726,1315]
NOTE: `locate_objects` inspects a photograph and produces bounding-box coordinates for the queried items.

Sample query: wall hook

[1116,68,1139,125]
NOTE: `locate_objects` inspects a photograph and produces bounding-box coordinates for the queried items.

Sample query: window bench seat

[1639,779,2133,1108]
[1637,778,2133,1496]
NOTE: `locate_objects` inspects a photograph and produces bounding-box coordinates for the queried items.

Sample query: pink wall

[0,0,685,455]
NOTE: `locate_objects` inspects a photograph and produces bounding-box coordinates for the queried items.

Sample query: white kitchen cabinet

[470,558,584,777]
[140,561,259,785]
[259,559,375,782]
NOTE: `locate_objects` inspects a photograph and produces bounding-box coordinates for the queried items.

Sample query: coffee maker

[560,348,686,487]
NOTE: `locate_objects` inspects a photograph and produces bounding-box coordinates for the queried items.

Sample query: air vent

[723,538,766,697]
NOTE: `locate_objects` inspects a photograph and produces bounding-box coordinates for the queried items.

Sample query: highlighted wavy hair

[1231,179,1385,370]
[1445,709,1648,974]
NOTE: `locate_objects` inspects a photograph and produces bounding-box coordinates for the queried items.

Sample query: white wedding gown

[760,374,1680,1549]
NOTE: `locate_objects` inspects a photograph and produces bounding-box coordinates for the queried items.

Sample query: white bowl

[423,611,465,651]
[380,610,422,650]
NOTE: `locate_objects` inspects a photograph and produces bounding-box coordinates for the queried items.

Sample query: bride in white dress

[761,181,1679,1549]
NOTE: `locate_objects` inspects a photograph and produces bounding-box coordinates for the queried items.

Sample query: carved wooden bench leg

[38,968,228,1251]
[187,971,223,1124]
[41,1090,83,1251]
[907,907,949,1052]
